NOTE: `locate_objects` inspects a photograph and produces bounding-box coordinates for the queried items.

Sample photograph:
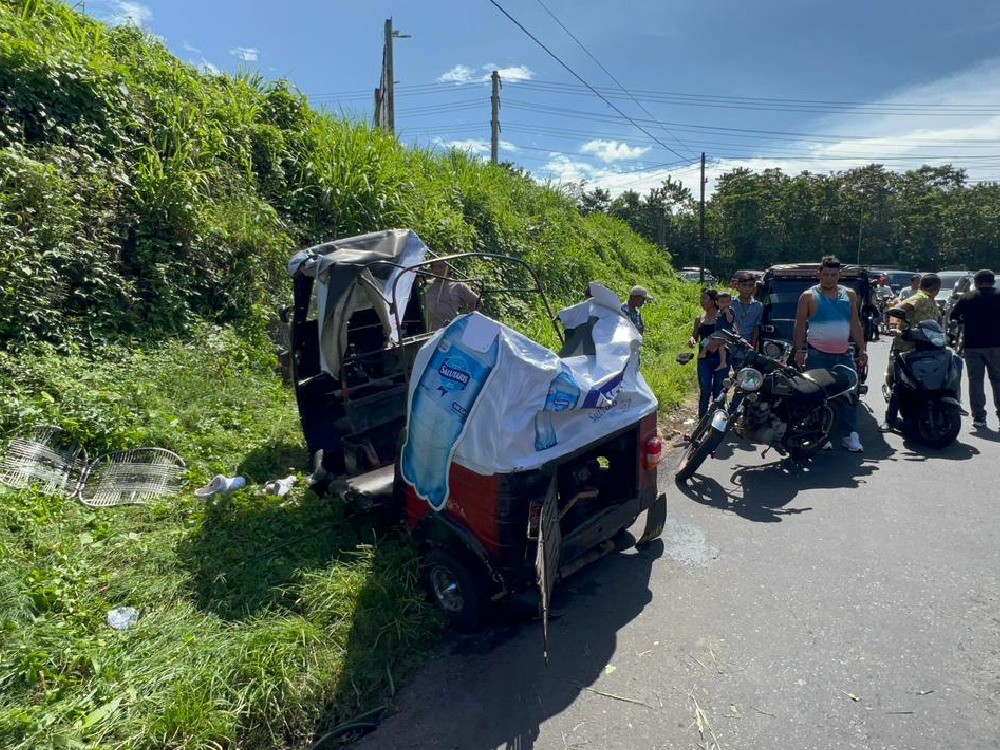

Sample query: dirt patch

[659,397,700,448]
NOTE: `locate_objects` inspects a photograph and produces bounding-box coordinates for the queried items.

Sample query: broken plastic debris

[194,475,246,498]
[264,475,298,497]
[107,606,139,630]
[604,664,617,675]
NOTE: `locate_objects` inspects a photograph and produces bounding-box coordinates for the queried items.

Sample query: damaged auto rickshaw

[285,229,667,637]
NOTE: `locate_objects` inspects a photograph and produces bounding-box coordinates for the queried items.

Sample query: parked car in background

[677,267,717,286]
[935,271,974,314]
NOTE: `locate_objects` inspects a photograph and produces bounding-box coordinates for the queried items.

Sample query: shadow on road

[353,541,662,750]
[674,404,895,522]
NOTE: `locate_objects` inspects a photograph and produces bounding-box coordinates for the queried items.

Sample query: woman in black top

[688,289,727,417]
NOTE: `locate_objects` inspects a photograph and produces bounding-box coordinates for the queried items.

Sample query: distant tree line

[574,164,1000,278]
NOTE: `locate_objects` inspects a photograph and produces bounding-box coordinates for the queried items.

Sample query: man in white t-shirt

[897,274,921,302]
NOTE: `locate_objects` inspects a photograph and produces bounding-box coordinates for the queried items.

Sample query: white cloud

[87,0,152,27]
[196,59,221,76]
[488,65,534,83]
[437,63,534,85]
[536,152,702,198]
[581,139,652,164]
[432,137,519,156]
[229,46,260,62]
[438,65,477,85]
[182,41,201,54]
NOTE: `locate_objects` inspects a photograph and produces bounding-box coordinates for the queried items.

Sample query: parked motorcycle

[882,310,963,448]
[675,329,858,483]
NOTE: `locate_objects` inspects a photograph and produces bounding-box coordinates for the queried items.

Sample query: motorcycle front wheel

[916,401,961,448]
[675,411,727,483]
[786,403,837,461]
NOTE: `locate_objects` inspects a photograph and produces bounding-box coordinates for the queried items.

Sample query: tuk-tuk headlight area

[735,367,764,392]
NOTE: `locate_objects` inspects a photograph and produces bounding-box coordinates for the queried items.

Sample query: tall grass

[0,327,442,749]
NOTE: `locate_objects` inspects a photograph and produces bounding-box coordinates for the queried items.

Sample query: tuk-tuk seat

[338,463,395,508]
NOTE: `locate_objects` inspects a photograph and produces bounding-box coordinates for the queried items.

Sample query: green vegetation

[0,1,699,747]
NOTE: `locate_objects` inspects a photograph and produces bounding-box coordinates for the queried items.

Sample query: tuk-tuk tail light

[643,436,663,470]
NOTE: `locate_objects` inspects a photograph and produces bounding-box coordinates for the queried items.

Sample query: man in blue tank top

[792,255,868,453]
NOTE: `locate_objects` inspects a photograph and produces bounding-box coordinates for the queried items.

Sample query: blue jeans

[806,347,857,436]
[697,357,726,418]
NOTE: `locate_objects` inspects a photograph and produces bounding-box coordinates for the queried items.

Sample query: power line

[530,0,689,152]
[306,78,1000,115]
[516,79,1000,116]
[485,0,693,162]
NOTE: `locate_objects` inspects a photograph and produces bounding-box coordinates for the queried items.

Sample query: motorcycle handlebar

[711,330,797,376]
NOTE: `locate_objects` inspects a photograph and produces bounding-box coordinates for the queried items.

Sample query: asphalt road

[354,339,1000,750]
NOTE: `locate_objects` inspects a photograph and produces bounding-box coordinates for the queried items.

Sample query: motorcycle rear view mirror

[676,352,694,365]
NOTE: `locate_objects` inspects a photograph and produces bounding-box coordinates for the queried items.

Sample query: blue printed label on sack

[437,356,471,393]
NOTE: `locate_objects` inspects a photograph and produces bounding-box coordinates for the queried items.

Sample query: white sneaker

[841,432,864,453]
[821,440,833,451]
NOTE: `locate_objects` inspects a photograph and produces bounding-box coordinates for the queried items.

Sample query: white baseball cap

[630,285,654,301]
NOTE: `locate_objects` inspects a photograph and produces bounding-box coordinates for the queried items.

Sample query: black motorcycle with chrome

[675,329,858,483]
[883,310,963,447]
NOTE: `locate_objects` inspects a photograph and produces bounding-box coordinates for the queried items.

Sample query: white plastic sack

[402,300,657,509]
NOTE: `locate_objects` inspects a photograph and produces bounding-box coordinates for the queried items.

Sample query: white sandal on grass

[194,475,247,498]
[264,475,298,497]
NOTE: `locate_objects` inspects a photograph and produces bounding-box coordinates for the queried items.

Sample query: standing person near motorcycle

[688,289,728,417]
[792,256,867,453]
[730,271,764,354]
[874,275,895,333]
[881,274,942,430]
[949,269,1000,430]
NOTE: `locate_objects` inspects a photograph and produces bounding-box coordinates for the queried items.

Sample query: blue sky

[84,0,1000,197]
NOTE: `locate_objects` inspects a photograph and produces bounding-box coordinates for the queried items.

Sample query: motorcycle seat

[799,367,856,398]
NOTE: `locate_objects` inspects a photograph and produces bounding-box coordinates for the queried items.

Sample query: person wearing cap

[949,269,1000,430]
[622,285,652,335]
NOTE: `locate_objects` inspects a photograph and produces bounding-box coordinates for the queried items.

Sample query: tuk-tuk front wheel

[422,548,486,631]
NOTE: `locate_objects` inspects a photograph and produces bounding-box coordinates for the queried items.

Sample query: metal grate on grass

[0,425,185,507]
[79,448,186,507]
[0,424,87,496]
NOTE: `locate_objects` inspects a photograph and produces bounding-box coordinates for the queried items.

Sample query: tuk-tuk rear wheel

[422,548,486,631]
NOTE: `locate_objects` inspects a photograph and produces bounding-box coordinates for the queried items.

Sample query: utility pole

[699,152,706,284]
[375,18,410,133]
[856,189,865,267]
[490,70,501,164]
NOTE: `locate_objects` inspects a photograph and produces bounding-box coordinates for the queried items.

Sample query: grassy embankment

[0,2,700,747]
